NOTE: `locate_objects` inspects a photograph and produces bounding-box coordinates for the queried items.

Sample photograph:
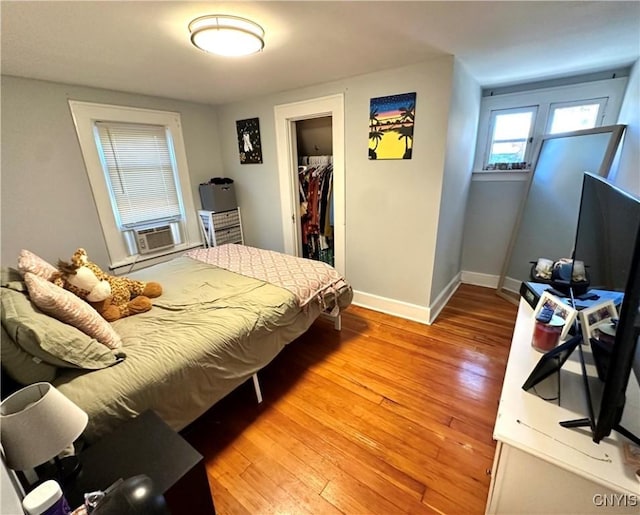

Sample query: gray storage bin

[199,182,237,212]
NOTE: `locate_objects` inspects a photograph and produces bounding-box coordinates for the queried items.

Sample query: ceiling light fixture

[189,15,265,57]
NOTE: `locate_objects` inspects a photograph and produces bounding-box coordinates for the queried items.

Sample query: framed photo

[522,334,582,391]
[578,301,618,342]
[236,117,263,164]
[533,291,578,341]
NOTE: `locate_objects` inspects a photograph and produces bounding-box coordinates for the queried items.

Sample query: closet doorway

[275,94,345,276]
[296,117,333,264]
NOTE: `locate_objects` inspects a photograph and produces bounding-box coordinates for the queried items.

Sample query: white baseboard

[352,290,431,325]
[352,271,518,325]
[428,272,461,324]
[503,276,521,294]
[461,271,500,288]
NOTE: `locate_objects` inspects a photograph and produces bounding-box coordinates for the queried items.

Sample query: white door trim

[274,94,345,276]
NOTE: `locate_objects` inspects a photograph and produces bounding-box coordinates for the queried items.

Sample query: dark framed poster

[368,92,416,160]
[236,117,263,164]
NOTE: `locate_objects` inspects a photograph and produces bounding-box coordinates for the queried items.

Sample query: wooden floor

[182,284,518,515]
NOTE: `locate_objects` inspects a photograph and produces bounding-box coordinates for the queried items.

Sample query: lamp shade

[189,15,264,57]
[0,383,88,470]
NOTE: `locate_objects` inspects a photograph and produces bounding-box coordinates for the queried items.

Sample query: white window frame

[69,101,201,268]
[545,97,608,134]
[484,105,538,170]
[472,76,628,179]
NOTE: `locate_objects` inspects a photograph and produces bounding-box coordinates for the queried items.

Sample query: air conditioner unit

[134,225,175,254]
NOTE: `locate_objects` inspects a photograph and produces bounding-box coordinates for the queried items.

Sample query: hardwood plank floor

[182,284,518,514]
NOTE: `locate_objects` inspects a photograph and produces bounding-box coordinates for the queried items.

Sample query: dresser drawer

[214,225,243,245]
[198,208,244,247]
[211,209,240,229]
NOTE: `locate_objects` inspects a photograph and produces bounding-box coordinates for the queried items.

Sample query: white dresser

[197,208,244,247]
[486,299,640,514]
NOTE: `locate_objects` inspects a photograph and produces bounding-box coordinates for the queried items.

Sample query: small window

[95,122,183,229]
[546,98,607,134]
[484,107,538,170]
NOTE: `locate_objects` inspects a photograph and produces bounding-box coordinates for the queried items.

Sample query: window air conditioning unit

[134,225,175,254]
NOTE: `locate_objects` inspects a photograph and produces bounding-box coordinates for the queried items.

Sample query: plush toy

[53,248,162,322]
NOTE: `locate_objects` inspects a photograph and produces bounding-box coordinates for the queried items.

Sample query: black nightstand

[65,410,215,514]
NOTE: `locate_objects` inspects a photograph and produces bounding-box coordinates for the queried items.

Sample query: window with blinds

[95,122,183,229]
[69,100,200,266]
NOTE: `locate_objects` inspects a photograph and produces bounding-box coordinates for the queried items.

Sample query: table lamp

[0,382,88,484]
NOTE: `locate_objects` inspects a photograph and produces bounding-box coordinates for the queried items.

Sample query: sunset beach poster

[369,92,416,160]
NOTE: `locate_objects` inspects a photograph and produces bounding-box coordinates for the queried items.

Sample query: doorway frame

[274,94,345,276]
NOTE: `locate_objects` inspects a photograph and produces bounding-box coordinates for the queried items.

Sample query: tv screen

[594,240,640,443]
[572,174,639,291]
[572,172,640,444]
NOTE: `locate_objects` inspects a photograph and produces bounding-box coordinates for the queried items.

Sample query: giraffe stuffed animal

[54,248,162,322]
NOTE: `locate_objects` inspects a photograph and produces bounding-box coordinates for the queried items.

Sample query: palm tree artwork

[368,92,416,160]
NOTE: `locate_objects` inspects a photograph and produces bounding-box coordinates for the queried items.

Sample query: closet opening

[295,116,334,266]
[274,93,344,276]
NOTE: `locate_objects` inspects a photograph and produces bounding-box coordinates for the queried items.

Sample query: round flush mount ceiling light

[189,15,265,57]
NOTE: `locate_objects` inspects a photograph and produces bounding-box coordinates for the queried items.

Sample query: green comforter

[54,256,344,441]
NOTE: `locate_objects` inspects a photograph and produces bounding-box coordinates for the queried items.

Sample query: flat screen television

[570,172,640,444]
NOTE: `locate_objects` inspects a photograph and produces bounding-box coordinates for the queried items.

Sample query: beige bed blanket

[54,256,350,441]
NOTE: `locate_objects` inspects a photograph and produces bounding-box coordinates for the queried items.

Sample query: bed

[2,245,352,442]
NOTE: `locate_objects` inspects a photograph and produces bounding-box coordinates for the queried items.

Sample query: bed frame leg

[252,373,263,404]
[334,314,342,331]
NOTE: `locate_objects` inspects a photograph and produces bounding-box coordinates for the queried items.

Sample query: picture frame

[533,291,579,341]
[522,334,582,391]
[578,300,618,343]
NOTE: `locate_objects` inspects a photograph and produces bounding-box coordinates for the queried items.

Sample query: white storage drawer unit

[198,208,244,247]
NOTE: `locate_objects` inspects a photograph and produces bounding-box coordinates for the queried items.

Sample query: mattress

[54,256,351,441]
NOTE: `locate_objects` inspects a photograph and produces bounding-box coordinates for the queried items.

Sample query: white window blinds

[95,122,182,228]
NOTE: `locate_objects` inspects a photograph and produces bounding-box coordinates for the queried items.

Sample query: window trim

[484,105,538,170]
[68,100,201,267]
[472,76,628,177]
[545,97,608,135]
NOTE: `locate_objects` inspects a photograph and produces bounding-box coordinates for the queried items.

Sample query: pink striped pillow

[24,273,122,350]
[17,249,58,281]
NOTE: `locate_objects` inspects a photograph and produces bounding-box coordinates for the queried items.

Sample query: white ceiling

[2,1,639,106]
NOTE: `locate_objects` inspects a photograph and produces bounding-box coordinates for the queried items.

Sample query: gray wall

[217,57,455,307]
[612,59,640,195]
[462,180,527,278]
[431,60,481,300]
[1,76,223,270]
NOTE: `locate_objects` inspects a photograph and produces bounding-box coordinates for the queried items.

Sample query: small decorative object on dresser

[532,290,578,341]
[578,300,618,344]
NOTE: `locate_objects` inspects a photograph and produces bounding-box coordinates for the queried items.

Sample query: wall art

[368,92,416,160]
[236,117,263,164]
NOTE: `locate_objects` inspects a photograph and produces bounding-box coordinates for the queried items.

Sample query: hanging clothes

[298,156,334,265]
